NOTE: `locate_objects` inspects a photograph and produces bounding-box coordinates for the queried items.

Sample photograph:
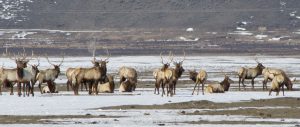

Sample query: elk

[119,66,137,91]
[36,54,64,94]
[98,74,115,93]
[205,73,233,93]
[0,50,31,96]
[267,69,294,96]
[20,58,40,97]
[71,50,110,95]
[262,68,293,91]
[237,58,265,90]
[168,51,186,96]
[189,69,207,95]
[153,52,173,96]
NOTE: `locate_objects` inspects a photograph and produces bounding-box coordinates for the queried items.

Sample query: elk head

[188,70,198,82]
[220,70,234,91]
[255,58,265,71]
[46,54,64,78]
[9,48,31,69]
[173,51,186,77]
[28,57,40,74]
[160,51,174,71]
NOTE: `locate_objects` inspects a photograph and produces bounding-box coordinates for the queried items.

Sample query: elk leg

[84,82,88,91]
[269,89,272,96]
[66,80,70,91]
[17,82,22,97]
[238,77,241,91]
[10,82,14,95]
[173,81,176,95]
[242,78,246,90]
[197,82,201,95]
[251,78,255,90]
[88,82,93,95]
[202,82,205,95]
[192,83,197,95]
[23,83,26,97]
[161,82,165,97]
[282,84,285,96]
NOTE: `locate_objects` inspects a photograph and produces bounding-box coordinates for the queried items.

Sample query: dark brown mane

[17,67,24,79]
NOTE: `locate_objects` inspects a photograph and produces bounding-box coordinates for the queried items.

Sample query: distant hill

[1,0,300,31]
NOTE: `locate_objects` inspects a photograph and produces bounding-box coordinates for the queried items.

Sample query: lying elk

[98,74,115,93]
[168,51,186,95]
[262,68,293,91]
[71,50,110,95]
[153,52,173,96]
[119,66,137,91]
[37,55,64,93]
[189,69,207,95]
[205,73,233,93]
[238,59,265,90]
[0,50,31,96]
[268,70,294,96]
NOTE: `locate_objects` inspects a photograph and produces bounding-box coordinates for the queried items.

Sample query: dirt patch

[0,114,122,124]
[100,97,300,110]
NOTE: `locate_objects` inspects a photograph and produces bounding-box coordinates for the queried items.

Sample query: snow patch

[186,28,194,32]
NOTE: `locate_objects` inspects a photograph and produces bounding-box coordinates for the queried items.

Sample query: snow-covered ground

[1,55,300,126]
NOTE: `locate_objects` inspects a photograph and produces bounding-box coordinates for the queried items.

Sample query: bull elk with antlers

[36,54,64,93]
[167,51,186,96]
[153,51,173,96]
[205,73,233,93]
[0,49,32,96]
[238,58,265,90]
[71,49,110,95]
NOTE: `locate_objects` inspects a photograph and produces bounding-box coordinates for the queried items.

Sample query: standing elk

[153,52,173,96]
[119,66,137,91]
[268,69,294,96]
[37,55,64,93]
[189,69,208,95]
[168,51,186,96]
[238,59,265,90]
[0,50,31,96]
[71,50,110,95]
[20,58,40,97]
[262,68,293,91]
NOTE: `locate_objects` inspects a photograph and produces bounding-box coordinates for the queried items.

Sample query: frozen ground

[1,55,300,126]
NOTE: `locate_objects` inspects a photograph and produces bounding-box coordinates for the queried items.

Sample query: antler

[45,54,55,66]
[103,49,110,62]
[167,51,174,64]
[179,50,186,63]
[160,52,165,64]
[58,54,64,66]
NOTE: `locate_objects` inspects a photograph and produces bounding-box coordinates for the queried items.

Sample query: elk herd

[0,49,296,97]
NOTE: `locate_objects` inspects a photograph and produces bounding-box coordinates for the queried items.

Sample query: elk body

[66,68,88,91]
[98,74,115,93]
[37,55,64,94]
[262,68,293,91]
[119,66,137,91]
[205,75,233,93]
[189,69,207,95]
[238,60,265,90]
[0,50,32,96]
[153,52,173,97]
[71,50,110,95]
[267,70,294,96]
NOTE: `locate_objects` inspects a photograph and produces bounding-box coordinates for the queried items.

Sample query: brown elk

[0,49,32,96]
[36,54,64,93]
[153,52,173,96]
[238,59,265,90]
[262,68,293,91]
[268,70,294,96]
[168,51,186,96]
[205,73,233,93]
[119,66,137,91]
[21,58,40,97]
[98,74,115,93]
[189,69,208,95]
[71,50,110,95]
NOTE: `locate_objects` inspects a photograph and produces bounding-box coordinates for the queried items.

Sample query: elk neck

[17,67,24,79]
